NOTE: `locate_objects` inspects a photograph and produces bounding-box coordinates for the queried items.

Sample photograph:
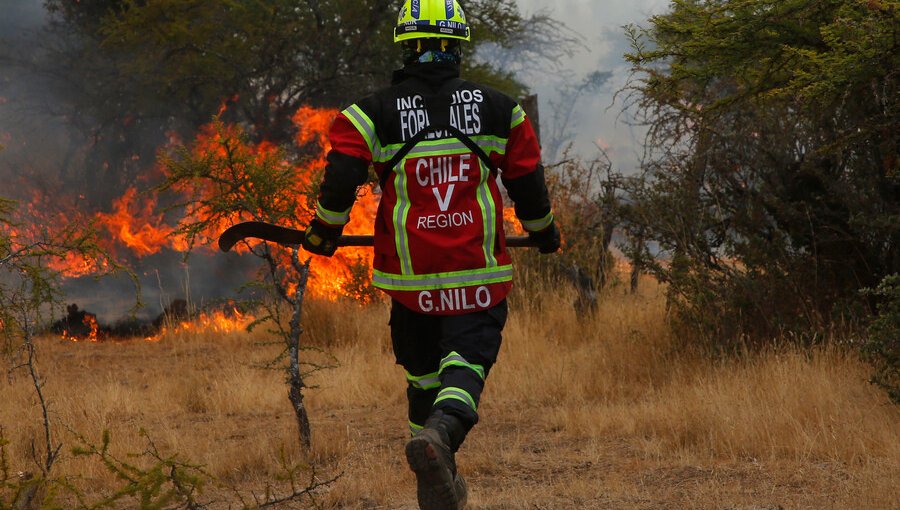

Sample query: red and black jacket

[315,62,553,314]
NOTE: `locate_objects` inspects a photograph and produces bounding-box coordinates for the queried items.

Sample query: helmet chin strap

[413,39,449,52]
[404,38,461,65]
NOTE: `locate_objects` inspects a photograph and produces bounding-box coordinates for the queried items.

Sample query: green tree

[622,0,899,345]
[0,196,110,508]
[3,1,563,194]
[0,145,337,510]
[157,116,328,449]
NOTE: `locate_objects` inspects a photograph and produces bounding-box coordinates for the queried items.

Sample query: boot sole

[405,436,459,510]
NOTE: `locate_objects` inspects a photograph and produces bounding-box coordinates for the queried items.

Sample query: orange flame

[96,187,187,256]
[1,191,109,278]
[292,106,379,299]
[151,307,255,340]
[503,207,525,236]
[47,253,110,279]
[14,103,518,304]
[61,312,102,342]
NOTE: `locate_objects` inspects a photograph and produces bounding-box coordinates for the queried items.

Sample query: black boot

[405,410,468,510]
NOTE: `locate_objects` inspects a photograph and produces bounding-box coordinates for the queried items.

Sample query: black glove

[528,222,561,254]
[301,219,341,257]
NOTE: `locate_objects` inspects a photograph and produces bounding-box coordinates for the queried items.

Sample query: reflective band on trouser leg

[392,158,414,275]
[439,352,485,380]
[433,359,490,428]
[407,382,440,437]
[406,370,441,390]
[315,201,351,226]
[475,158,499,267]
[409,420,424,437]
[434,387,477,412]
[520,212,554,233]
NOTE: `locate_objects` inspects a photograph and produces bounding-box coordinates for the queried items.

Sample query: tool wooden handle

[219,222,537,252]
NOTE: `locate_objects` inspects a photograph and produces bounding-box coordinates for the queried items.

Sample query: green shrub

[864,275,900,404]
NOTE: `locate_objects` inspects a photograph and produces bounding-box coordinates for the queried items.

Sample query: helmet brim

[394,23,470,43]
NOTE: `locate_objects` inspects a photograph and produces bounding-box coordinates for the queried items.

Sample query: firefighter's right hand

[528,222,561,254]
[301,219,341,257]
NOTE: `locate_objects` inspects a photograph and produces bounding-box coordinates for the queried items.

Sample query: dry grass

[2,280,898,509]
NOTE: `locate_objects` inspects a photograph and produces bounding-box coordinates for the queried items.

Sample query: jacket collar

[391,62,461,89]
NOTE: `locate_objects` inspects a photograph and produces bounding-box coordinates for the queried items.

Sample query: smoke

[1,1,64,197]
[60,252,263,323]
[0,0,45,36]
[502,0,671,169]
[0,1,269,324]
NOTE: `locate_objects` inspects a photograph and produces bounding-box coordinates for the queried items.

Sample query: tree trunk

[630,234,644,294]
[287,251,312,450]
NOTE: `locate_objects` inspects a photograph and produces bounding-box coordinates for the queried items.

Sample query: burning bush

[52,304,105,342]
[155,107,380,300]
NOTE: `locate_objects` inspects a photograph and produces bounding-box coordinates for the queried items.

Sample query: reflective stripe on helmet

[395,0,470,42]
[372,265,513,291]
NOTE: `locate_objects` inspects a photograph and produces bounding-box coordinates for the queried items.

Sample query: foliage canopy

[864,274,900,403]
[622,0,899,344]
[0,1,569,213]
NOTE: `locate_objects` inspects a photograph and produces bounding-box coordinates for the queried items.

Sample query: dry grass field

[3,280,898,509]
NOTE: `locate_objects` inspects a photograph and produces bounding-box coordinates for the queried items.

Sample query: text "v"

[433,184,456,212]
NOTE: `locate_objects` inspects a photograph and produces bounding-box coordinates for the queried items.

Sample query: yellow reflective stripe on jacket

[315,201,351,226]
[342,104,377,155]
[520,212,554,233]
[511,105,526,129]
[374,136,508,163]
[392,158,414,275]
[474,157,499,267]
[372,265,513,291]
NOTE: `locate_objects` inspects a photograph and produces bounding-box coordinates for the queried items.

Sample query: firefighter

[301,1,559,508]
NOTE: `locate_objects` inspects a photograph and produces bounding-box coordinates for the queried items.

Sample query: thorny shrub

[509,152,618,312]
[621,0,899,347]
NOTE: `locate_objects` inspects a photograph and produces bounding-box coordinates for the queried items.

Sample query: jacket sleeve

[314,107,373,228]
[500,105,555,233]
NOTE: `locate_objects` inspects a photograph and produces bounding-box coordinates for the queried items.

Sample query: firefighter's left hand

[301,219,341,257]
[528,222,561,254]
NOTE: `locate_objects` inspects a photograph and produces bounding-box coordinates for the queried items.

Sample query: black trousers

[390,298,508,438]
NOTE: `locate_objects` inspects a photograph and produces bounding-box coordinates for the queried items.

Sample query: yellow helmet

[394,0,471,43]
